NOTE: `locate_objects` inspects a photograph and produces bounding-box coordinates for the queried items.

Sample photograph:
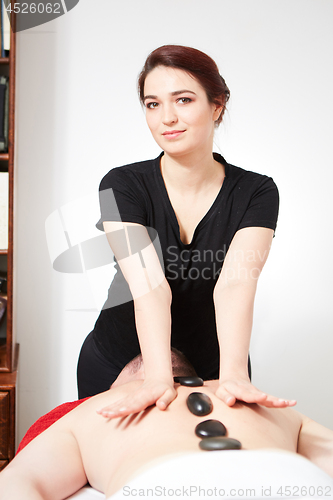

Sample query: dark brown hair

[138,45,230,125]
[126,347,197,377]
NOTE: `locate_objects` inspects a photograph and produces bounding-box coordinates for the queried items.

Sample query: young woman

[77,45,296,416]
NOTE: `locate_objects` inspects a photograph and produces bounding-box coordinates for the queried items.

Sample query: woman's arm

[97,221,176,418]
[213,226,296,408]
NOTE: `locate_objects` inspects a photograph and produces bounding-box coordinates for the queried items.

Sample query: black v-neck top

[93,152,279,379]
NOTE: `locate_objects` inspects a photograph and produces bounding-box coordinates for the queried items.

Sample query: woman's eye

[146,102,158,109]
[177,97,192,104]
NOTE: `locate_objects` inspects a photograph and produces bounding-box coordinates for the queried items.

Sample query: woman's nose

[162,104,178,125]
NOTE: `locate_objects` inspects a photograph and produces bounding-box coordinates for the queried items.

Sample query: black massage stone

[199,437,242,451]
[186,392,213,416]
[174,376,204,387]
[195,419,226,438]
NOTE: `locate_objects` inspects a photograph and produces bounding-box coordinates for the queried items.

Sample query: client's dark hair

[125,347,197,377]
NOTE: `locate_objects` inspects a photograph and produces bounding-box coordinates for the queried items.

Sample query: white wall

[14,0,333,443]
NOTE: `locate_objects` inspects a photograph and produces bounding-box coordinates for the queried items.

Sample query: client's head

[111,348,197,388]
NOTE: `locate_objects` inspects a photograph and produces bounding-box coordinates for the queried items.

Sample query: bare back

[62,380,303,496]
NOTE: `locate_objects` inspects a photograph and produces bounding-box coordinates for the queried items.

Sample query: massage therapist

[77,45,296,415]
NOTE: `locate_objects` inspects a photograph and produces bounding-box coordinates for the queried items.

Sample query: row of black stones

[174,376,242,451]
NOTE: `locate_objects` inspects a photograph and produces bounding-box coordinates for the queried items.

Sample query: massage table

[18,401,333,500]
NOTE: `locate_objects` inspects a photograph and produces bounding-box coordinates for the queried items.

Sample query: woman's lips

[162,130,185,139]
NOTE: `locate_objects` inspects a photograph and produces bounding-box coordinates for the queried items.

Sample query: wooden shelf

[0,341,6,368]
[0,343,18,373]
[0,12,18,463]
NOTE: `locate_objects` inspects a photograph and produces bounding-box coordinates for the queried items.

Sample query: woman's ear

[213,104,223,122]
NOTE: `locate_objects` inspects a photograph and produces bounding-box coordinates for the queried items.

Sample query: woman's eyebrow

[143,94,158,102]
[143,90,196,102]
[170,89,196,97]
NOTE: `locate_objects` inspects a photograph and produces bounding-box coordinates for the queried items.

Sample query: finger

[241,385,296,407]
[97,404,131,418]
[221,383,268,404]
[232,387,268,403]
[234,392,268,404]
[258,396,297,408]
[270,398,297,408]
[98,403,143,418]
[96,398,127,417]
[97,393,152,418]
[248,392,268,403]
[216,385,237,406]
[156,388,177,410]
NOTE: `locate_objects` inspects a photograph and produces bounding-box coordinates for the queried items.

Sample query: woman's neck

[160,150,224,195]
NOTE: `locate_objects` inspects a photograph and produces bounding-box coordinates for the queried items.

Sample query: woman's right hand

[96,378,177,418]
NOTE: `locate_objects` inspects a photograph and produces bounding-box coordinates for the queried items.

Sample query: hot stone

[195,419,226,438]
[199,437,241,451]
[174,376,204,387]
[186,392,213,416]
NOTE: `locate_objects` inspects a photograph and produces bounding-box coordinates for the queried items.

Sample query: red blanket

[16,398,90,454]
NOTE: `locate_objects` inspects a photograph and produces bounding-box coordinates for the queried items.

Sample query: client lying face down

[1,350,333,500]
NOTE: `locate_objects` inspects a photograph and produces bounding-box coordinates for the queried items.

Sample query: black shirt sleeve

[96,167,148,231]
[237,176,279,233]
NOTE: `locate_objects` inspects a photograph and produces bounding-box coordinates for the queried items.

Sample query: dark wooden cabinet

[0,13,18,469]
[0,356,17,471]
[0,392,10,463]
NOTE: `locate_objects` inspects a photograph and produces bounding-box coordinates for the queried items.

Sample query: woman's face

[143,66,222,159]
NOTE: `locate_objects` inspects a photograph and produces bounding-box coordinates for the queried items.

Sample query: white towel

[66,450,333,500]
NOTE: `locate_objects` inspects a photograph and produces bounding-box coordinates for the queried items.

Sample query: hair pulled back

[138,45,230,126]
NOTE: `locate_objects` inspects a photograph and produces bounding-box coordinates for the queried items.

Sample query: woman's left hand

[216,377,297,408]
